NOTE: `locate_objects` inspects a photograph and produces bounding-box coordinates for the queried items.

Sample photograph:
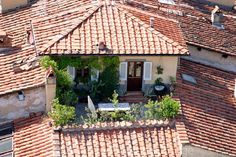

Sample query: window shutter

[119,62,127,81]
[143,62,152,81]
[67,66,76,80]
[91,68,99,81]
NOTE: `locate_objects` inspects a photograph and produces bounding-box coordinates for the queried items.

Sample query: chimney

[211,6,224,29]
[150,17,154,28]
[0,0,28,13]
[45,66,56,113]
[0,30,12,48]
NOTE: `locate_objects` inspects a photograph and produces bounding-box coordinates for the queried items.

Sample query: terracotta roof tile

[125,0,236,55]
[0,46,45,95]
[13,113,185,157]
[32,2,188,55]
[13,112,54,157]
[60,121,182,157]
[176,59,236,156]
[0,0,92,95]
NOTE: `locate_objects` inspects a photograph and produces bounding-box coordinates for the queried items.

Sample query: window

[90,68,99,81]
[67,66,76,80]
[143,62,152,81]
[182,74,197,84]
[159,0,175,5]
[119,62,128,81]
[76,68,90,83]
[0,123,13,157]
[77,68,89,78]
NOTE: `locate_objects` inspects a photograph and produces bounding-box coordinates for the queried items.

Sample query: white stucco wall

[0,86,46,121]
[182,45,236,72]
[0,0,27,12]
[119,56,179,84]
[207,0,235,7]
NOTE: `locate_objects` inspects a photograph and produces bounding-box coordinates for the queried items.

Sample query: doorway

[127,61,143,91]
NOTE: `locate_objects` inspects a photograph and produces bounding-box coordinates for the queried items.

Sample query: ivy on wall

[40,55,120,104]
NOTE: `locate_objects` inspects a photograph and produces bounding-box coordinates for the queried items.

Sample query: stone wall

[0,86,46,121]
[183,45,236,73]
[0,0,28,13]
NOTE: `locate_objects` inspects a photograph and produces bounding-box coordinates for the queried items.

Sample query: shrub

[40,56,58,70]
[159,96,180,120]
[88,80,104,102]
[155,77,163,85]
[99,66,119,99]
[56,88,78,106]
[49,98,76,127]
[144,100,161,120]
[108,90,119,108]
[97,110,135,122]
[56,69,73,88]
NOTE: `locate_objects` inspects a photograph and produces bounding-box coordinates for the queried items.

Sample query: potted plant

[154,77,167,99]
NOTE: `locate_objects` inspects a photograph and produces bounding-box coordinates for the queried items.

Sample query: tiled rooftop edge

[57,119,178,132]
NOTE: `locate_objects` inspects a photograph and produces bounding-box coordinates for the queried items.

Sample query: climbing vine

[40,55,120,104]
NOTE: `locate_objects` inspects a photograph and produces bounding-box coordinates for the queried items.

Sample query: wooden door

[127,61,143,91]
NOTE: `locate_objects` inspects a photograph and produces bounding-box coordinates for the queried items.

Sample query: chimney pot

[150,17,154,28]
[211,6,224,29]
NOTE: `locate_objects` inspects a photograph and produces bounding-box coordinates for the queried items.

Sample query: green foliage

[159,96,180,120]
[97,110,135,122]
[155,77,163,85]
[144,96,180,120]
[88,80,105,101]
[40,55,119,107]
[101,56,120,67]
[56,88,78,106]
[109,90,119,108]
[49,98,76,127]
[156,65,164,74]
[130,103,144,120]
[169,76,176,85]
[40,56,57,70]
[56,69,73,88]
[99,66,119,99]
[144,100,161,120]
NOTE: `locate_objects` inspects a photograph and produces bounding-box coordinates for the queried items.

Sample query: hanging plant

[156,65,164,74]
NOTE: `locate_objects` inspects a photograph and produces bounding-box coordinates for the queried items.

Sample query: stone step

[125,91,143,96]
[119,96,147,103]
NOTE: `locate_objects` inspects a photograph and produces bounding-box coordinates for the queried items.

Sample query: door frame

[127,61,144,91]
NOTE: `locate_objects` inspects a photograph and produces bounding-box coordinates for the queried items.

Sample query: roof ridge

[117,3,179,23]
[116,5,188,54]
[32,2,94,23]
[38,4,102,53]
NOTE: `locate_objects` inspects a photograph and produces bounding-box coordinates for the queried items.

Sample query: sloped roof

[34,2,189,55]
[0,0,92,95]
[12,112,187,157]
[125,0,236,55]
[0,46,45,95]
[177,59,236,156]
[13,112,54,157]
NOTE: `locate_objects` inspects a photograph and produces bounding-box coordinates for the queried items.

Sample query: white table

[98,103,130,111]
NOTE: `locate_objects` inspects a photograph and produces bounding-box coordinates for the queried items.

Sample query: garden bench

[97,103,130,111]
